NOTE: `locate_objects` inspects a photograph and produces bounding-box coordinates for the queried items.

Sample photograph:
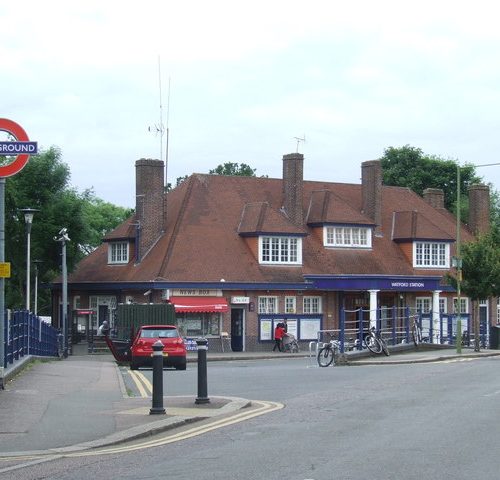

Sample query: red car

[130,325,187,370]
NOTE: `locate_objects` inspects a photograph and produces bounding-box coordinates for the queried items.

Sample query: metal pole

[26,225,31,311]
[195,338,210,404]
[0,178,5,389]
[150,340,166,415]
[456,165,462,354]
[62,238,68,357]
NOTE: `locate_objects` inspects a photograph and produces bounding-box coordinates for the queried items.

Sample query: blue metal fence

[3,310,60,368]
[318,307,476,354]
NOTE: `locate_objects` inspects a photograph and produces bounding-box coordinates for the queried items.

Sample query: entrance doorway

[231,308,244,352]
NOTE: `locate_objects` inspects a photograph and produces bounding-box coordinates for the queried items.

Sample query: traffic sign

[0,118,37,177]
[0,262,11,278]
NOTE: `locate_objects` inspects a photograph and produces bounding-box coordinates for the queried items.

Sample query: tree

[380,145,480,212]
[80,190,134,255]
[447,230,500,351]
[209,162,257,176]
[458,232,500,351]
[4,147,131,313]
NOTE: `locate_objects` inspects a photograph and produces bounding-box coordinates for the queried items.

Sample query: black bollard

[195,338,210,404]
[149,340,166,415]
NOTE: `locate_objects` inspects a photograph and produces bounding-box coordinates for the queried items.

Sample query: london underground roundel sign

[0,118,37,177]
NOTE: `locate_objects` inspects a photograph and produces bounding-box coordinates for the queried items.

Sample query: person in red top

[273,324,286,352]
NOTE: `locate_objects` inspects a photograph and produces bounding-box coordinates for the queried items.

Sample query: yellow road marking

[128,370,150,397]
[0,400,283,465]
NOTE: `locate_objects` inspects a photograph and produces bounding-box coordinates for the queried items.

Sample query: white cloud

[1,0,499,207]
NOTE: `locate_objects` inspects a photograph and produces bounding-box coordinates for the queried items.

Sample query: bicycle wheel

[364,334,382,354]
[412,324,422,347]
[379,336,390,356]
[291,341,300,353]
[317,346,334,367]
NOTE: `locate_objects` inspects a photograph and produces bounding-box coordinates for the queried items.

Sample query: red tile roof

[68,173,473,285]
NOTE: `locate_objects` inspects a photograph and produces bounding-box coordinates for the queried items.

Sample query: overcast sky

[2,0,500,208]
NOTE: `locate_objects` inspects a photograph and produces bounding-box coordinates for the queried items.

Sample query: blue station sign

[0,141,38,155]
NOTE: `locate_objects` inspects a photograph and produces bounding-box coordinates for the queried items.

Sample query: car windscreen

[140,329,178,338]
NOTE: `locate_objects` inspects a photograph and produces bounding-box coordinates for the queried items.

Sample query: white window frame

[108,241,129,264]
[303,296,322,314]
[259,236,302,265]
[439,298,447,314]
[416,297,431,314]
[413,241,450,268]
[324,226,372,248]
[258,296,278,314]
[285,296,296,314]
[453,297,469,314]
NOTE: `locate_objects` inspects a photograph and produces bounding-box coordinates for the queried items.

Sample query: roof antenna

[293,135,306,153]
[148,57,171,187]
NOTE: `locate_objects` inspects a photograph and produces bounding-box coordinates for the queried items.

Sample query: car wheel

[175,361,187,371]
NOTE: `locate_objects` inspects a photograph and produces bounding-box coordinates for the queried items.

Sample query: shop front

[169,295,229,350]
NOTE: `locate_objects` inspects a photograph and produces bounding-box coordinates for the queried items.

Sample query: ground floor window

[176,312,221,337]
[453,297,469,314]
[416,297,431,313]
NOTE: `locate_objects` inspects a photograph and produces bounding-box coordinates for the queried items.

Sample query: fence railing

[315,307,475,354]
[3,310,60,368]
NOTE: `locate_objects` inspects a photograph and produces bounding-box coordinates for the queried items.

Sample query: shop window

[176,313,220,337]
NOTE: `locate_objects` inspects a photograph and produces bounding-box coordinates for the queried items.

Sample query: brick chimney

[423,188,445,209]
[361,160,382,235]
[468,184,490,235]
[282,153,304,226]
[135,159,165,261]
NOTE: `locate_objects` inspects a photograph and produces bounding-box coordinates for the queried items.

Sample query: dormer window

[259,236,302,265]
[324,226,372,248]
[108,241,129,264]
[413,241,449,268]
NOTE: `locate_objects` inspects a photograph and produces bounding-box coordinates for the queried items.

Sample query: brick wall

[361,160,382,235]
[423,188,445,209]
[135,159,165,261]
[468,184,490,235]
[282,153,304,226]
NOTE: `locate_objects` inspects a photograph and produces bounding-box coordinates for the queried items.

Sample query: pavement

[1,343,500,459]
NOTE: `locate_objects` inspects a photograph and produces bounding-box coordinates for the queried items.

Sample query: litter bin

[489,325,500,349]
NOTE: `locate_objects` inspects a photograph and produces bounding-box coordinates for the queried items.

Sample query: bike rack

[308,341,323,367]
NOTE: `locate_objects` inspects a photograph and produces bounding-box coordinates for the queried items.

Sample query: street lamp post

[20,208,38,312]
[54,228,70,358]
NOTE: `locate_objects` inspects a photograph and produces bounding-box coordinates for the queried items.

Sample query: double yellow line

[128,370,153,397]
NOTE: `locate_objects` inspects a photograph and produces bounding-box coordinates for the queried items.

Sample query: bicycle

[364,326,390,356]
[411,318,423,347]
[317,337,340,367]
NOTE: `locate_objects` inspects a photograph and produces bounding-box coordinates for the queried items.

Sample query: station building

[50,153,497,351]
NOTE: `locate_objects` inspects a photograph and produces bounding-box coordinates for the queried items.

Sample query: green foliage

[3,147,131,312]
[209,162,257,176]
[380,145,480,211]
[460,232,500,300]
[80,190,134,255]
